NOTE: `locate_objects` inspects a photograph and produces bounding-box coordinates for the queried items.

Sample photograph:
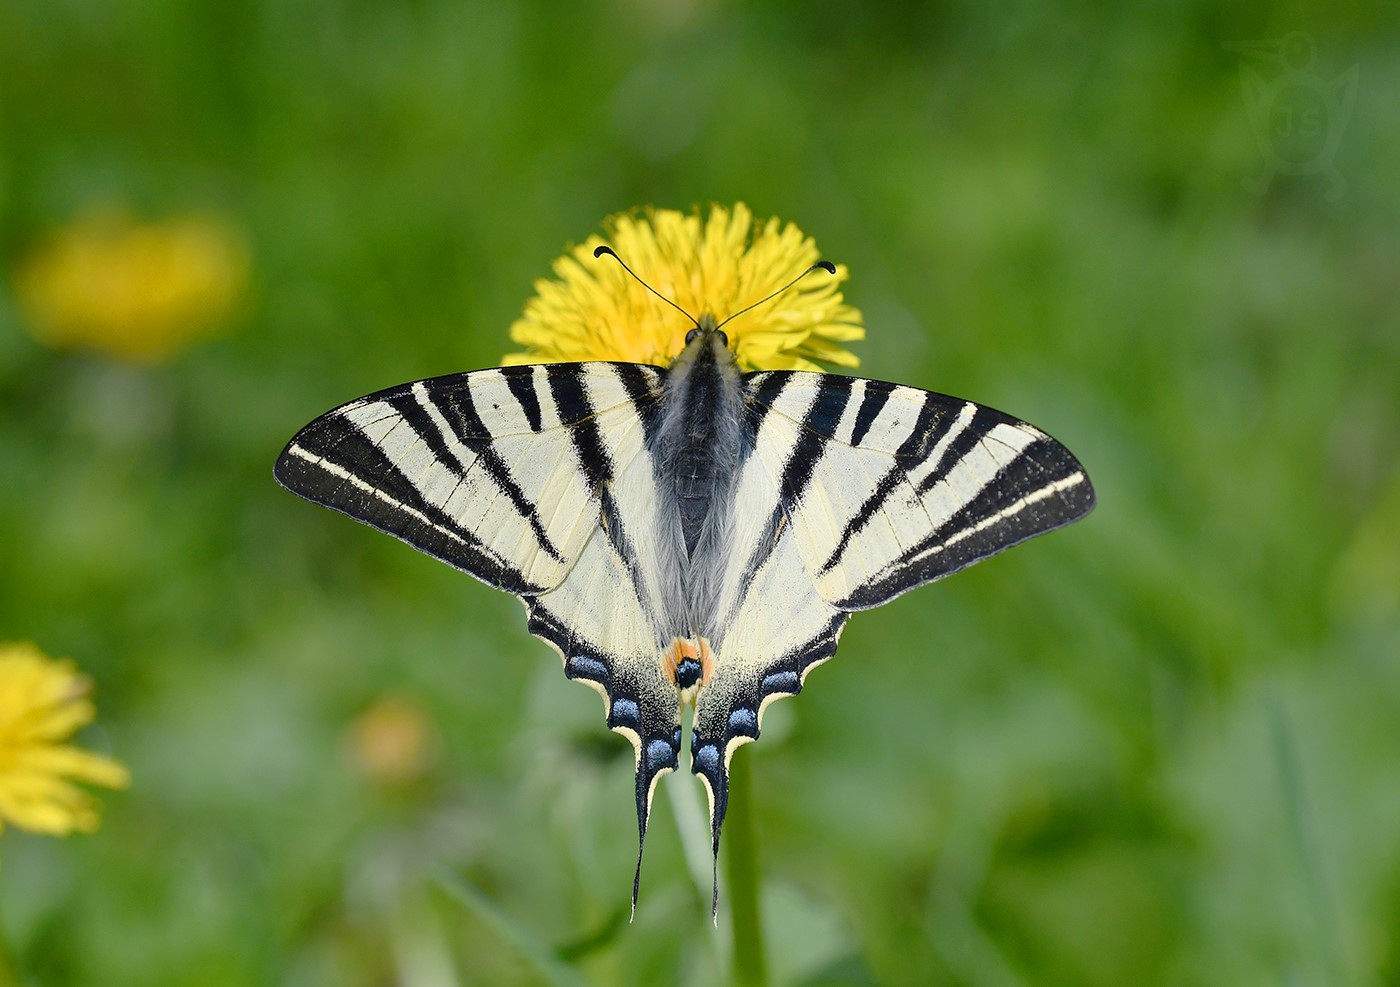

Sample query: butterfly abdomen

[653,330,746,638]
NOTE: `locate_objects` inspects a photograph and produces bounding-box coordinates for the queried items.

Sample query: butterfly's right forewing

[742,371,1096,611]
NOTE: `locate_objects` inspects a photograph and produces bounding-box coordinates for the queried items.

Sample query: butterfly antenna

[715,260,836,331]
[594,244,700,330]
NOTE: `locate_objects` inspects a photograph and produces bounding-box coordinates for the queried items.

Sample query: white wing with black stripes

[276,363,658,593]
[681,370,1094,898]
[743,370,1095,611]
[274,362,687,899]
[276,353,1096,922]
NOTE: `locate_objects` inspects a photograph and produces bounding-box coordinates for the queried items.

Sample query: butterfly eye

[715,330,729,347]
[685,328,702,345]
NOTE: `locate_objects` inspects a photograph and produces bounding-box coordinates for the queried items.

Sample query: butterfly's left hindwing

[516,405,690,911]
[686,433,849,893]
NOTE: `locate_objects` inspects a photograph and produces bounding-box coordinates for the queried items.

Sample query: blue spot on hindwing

[693,744,720,774]
[566,655,610,685]
[608,698,639,729]
[728,707,758,737]
[674,657,702,689]
[645,738,677,772]
[761,670,801,695]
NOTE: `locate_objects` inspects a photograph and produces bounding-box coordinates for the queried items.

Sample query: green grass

[2,2,1398,984]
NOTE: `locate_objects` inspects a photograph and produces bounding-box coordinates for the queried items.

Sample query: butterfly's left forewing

[276,363,662,593]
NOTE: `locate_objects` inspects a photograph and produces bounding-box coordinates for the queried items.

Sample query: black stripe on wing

[384,388,565,564]
[614,362,667,447]
[276,411,541,592]
[547,364,614,489]
[719,503,789,632]
[773,373,855,506]
[743,369,791,432]
[274,363,666,595]
[599,485,661,630]
[837,432,1095,610]
[502,365,544,432]
[743,370,1095,613]
[849,381,890,446]
[815,385,952,575]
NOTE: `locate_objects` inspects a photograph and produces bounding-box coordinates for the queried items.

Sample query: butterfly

[274,254,1095,919]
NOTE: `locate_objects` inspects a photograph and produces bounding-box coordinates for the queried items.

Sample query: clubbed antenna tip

[594,243,700,330]
[715,259,838,331]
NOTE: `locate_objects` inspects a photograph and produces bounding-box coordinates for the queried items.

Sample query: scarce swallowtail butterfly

[274,250,1095,920]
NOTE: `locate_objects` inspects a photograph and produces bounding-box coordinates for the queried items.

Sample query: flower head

[0,642,129,836]
[13,209,249,364]
[505,204,864,371]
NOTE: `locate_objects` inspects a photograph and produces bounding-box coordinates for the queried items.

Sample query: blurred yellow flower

[345,694,437,788]
[0,642,129,836]
[505,203,864,371]
[13,210,249,364]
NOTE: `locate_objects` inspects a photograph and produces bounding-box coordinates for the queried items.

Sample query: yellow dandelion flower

[0,642,129,836]
[13,209,249,364]
[505,203,864,371]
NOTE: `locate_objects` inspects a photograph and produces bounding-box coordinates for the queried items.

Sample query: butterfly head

[680,314,734,361]
[684,315,728,349]
[593,244,834,368]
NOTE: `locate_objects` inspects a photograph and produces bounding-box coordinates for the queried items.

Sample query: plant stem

[0,903,22,987]
[1269,698,1349,987]
[433,869,586,987]
[725,758,767,987]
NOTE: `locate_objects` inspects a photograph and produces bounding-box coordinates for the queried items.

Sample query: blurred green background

[2,2,1398,984]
